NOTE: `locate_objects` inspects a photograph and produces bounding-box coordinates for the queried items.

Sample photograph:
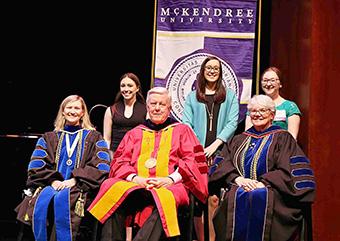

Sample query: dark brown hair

[112,73,145,115]
[196,56,226,104]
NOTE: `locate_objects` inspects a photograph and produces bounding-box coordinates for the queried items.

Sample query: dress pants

[101,205,164,241]
[100,189,166,241]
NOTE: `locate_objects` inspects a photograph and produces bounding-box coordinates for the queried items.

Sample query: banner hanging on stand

[152,0,258,122]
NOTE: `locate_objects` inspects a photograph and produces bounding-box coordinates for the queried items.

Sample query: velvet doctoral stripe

[33,186,58,241]
[155,127,173,177]
[54,188,72,241]
[28,160,46,171]
[137,127,174,178]
[152,188,180,237]
[88,180,140,223]
[137,130,155,178]
[233,187,250,240]
[32,187,74,241]
[247,188,268,241]
[233,187,268,241]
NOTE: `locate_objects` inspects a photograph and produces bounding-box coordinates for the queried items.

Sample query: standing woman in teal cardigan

[182,56,239,241]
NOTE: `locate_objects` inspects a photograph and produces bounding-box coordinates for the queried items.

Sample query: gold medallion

[145,158,157,169]
[66,159,73,166]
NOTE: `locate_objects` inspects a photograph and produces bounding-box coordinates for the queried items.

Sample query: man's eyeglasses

[261,78,279,84]
[205,65,220,73]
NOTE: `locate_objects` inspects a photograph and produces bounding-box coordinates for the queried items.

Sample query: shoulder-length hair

[54,95,95,132]
[112,73,146,115]
[196,56,226,104]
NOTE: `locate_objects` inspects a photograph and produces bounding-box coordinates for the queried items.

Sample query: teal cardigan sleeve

[182,91,195,130]
[182,91,207,145]
[216,89,239,142]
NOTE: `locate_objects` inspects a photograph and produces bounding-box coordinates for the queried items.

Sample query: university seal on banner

[165,49,241,122]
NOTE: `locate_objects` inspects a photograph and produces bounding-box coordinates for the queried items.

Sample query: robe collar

[63,125,82,133]
[141,117,178,131]
[244,125,285,138]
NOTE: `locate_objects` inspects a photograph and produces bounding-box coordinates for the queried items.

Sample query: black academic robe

[15,127,110,241]
[209,126,315,241]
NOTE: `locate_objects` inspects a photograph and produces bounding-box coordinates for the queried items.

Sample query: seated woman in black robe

[209,95,315,241]
[15,95,110,241]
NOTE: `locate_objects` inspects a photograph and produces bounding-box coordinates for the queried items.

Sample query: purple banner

[157,1,256,32]
[153,0,258,122]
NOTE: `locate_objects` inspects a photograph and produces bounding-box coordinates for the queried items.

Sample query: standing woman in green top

[245,67,301,140]
[182,56,239,241]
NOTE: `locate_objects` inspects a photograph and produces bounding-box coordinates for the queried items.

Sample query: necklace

[145,157,157,169]
[55,130,83,171]
[65,132,80,166]
[205,102,215,132]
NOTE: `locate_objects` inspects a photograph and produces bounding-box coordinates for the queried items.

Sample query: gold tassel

[75,191,85,217]
[24,187,42,222]
[33,187,42,197]
[24,213,30,221]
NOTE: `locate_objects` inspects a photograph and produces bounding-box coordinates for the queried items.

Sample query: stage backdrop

[152,0,258,122]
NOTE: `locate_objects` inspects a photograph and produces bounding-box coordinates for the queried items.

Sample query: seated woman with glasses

[209,94,315,241]
[245,67,301,140]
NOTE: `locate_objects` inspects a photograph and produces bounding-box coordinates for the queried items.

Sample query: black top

[204,94,221,148]
[110,101,146,151]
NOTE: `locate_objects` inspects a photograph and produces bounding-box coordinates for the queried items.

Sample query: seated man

[88,87,209,240]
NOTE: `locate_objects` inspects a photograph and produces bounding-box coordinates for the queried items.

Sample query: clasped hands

[234,176,265,192]
[51,178,77,191]
[132,176,174,190]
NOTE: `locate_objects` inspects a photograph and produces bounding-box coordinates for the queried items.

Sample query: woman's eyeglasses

[205,65,220,73]
[250,108,270,116]
[261,78,279,84]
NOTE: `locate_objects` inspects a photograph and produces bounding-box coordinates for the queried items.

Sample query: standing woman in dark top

[103,73,147,153]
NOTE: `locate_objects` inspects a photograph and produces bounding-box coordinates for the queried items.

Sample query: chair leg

[187,194,194,241]
[299,219,305,241]
[203,202,209,241]
[17,222,25,241]
[17,222,34,241]
[305,205,313,241]
[299,205,313,241]
[91,219,98,241]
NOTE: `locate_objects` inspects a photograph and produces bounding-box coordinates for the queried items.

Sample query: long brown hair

[114,73,145,104]
[196,56,226,104]
[111,73,145,115]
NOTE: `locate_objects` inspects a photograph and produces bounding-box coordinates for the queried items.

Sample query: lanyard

[65,133,80,166]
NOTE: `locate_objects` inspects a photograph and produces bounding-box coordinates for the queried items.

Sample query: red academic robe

[88,121,209,237]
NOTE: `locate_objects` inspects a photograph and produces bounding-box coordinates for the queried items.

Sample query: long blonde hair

[54,95,95,132]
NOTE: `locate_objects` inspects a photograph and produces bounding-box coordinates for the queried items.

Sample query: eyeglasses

[261,78,279,84]
[249,108,270,116]
[205,65,220,73]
